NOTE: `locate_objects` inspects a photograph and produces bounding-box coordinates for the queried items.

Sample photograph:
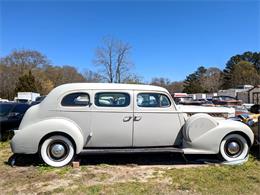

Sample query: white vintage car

[11,83,254,167]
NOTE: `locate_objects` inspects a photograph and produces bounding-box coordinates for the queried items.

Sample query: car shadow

[77,153,220,166]
[6,152,220,167]
[250,145,260,159]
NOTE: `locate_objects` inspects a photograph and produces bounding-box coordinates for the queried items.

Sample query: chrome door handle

[123,116,132,122]
[134,116,142,121]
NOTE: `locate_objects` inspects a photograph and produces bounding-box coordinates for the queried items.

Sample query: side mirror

[74,95,90,106]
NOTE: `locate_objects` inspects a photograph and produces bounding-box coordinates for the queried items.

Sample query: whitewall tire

[219,134,249,162]
[40,135,75,167]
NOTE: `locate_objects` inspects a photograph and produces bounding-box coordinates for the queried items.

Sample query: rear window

[95,92,130,107]
[61,92,90,107]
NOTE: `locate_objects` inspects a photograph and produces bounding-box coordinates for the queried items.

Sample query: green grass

[0,141,9,149]
[164,157,260,195]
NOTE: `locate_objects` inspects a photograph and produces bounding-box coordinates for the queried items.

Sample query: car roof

[41,83,169,109]
[55,83,168,92]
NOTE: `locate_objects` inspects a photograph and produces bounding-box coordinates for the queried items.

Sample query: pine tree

[183,66,206,94]
[222,51,260,89]
[15,70,39,93]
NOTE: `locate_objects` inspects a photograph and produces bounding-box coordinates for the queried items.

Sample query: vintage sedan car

[11,83,254,167]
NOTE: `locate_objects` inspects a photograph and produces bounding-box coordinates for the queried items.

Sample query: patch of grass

[57,166,72,176]
[64,182,155,195]
[37,164,56,173]
[1,142,260,195]
[87,185,102,194]
[52,187,66,193]
[98,163,110,168]
[97,172,111,181]
[164,156,260,194]
[37,164,72,176]
[0,141,10,150]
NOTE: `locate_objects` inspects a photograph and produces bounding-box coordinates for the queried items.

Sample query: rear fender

[11,118,84,154]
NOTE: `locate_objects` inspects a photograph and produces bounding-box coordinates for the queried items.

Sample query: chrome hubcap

[227,141,240,155]
[50,144,66,158]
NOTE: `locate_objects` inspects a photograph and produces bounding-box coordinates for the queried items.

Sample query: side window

[137,93,171,107]
[61,92,90,107]
[95,92,130,107]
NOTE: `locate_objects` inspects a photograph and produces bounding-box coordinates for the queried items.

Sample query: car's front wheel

[219,134,249,162]
[40,135,75,167]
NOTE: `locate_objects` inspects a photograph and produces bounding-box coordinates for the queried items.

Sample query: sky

[1,0,260,82]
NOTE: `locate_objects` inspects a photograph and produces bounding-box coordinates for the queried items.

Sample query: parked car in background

[16,99,30,103]
[232,105,249,116]
[230,113,260,145]
[0,103,31,141]
[0,98,9,103]
[11,83,254,167]
[31,96,46,106]
[250,104,260,114]
[243,103,254,111]
[212,96,242,106]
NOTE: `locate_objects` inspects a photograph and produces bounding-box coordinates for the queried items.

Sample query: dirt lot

[0,142,260,195]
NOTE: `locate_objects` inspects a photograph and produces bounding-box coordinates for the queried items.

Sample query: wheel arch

[11,117,85,154]
[222,131,252,148]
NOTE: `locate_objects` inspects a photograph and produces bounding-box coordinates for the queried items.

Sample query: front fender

[11,118,84,154]
[183,119,254,154]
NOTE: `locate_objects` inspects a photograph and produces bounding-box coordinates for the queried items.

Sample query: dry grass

[0,142,260,195]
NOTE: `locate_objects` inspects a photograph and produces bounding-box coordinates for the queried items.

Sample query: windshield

[0,104,13,117]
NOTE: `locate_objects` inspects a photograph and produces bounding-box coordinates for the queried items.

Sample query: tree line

[0,37,259,100]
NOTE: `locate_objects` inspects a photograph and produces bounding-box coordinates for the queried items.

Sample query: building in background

[14,92,40,103]
[217,85,254,98]
[237,85,260,104]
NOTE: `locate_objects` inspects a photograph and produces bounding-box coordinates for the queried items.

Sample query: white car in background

[11,83,254,167]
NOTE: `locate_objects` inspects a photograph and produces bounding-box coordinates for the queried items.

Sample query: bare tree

[83,69,104,83]
[93,36,133,83]
[0,50,87,98]
[150,77,171,88]
[150,77,184,93]
[200,67,222,93]
[0,49,50,99]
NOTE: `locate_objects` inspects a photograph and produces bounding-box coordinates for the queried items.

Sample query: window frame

[137,92,171,108]
[61,92,90,107]
[94,92,131,107]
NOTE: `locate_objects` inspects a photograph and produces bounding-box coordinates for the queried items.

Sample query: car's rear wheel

[219,134,249,162]
[40,135,75,167]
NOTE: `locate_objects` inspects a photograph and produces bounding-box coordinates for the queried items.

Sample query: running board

[80,147,184,154]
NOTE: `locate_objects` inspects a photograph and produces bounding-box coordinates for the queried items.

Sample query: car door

[133,91,182,147]
[87,90,134,147]
[58,90,92,140]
